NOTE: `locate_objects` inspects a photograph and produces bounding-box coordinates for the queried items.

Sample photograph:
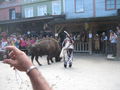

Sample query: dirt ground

[0,54,120,90]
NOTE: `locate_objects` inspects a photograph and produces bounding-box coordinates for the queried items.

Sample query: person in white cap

[60,31,74,68]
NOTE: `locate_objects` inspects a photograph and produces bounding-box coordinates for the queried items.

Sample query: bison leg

[35,56,42,66]
[47,56,51,65]
[50,57,54,63]
[31,55,34,63]
[55,56,61,62]
[51,59,54,63]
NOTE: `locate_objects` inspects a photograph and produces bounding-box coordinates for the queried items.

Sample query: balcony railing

[0,1,21,9]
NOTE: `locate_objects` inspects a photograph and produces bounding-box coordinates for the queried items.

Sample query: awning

[51,15,120,25]
[0,15,65,24]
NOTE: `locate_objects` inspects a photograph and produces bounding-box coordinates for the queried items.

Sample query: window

[105,0,116,9]
[24,0,27,2]
[5,0,15,2]
[37,5,47,16]
[24,0,36,2]
[75,0,84,12]
[24,7,33,18]
[9,9,16,20]
[52,1,61,15]
[116,0,120,8]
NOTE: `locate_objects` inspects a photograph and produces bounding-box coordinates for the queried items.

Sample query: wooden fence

[74,41,90,53]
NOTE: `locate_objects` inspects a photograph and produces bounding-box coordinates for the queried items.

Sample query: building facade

[0,0,22,33]
[0,0,65,34]
[65,0,120,19]
[22,0,64,18]
[54,0,120,54]
[0,0,120,54]
[0,0,21,21]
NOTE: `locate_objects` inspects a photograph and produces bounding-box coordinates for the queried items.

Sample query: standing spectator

[26,38,31,47]
[30,37,36,44]
[14,37,20,48]
[94,34,100,53]
[19,38,28,54]
[101,32,108,53]
[27,30,31,38]
[1,31,7,39]
[116,26,120,36]
[80,31,87,42]
[76,34,80,41]
[1,38,8,49]
[109,32,117,57]
[35,37,41,44]
[19,38,27,50]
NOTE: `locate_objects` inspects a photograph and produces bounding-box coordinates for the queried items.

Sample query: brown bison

[29,38,61,65]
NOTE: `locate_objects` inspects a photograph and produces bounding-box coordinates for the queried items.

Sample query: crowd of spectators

[0,26,120,57]
[93,26,120,56]
[0,30,54,53]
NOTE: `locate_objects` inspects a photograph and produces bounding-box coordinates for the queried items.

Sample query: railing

[74,41,89,53]
[0,3,21,8]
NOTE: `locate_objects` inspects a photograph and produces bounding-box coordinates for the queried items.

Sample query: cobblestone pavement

[0,54,120,90]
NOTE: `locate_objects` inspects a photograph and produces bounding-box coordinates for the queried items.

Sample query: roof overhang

[0,15,65,25]
[52,16,120,25]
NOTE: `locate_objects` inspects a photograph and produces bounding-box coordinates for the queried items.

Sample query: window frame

[37,5,47,16]
[24,0,36,3]
[52,0,62,15]
[5,0,15,2]
[24,7,33,18]
[116,0,120,8]
[74,0,85,13]
[9,8,16,20]
[105,0,116,10]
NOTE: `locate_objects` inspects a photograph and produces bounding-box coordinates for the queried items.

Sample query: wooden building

[0,0,120,55]
[0,0,65,34]
[52,0,120,54]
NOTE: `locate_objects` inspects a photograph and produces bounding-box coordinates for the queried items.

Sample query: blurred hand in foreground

[3,46,33,72]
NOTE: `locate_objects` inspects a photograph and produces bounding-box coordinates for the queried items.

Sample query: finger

[5,46,20,54]
[13,67,16,70]
[9,51,14,57]
[3,59,16,66]
[9,51,16,60]
[11,55,16,60]
[10,64,13,67]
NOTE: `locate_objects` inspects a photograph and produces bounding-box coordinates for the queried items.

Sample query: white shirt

[63,37,74,49]
[110,34,117,43]
[1,41,8,48]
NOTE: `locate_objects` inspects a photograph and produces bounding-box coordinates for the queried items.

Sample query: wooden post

[89,39,92,55]
[89,31,92,55]
[55,25,58,39]
[116,35,120,60]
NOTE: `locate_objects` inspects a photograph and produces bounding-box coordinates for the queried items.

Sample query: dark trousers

[111,43,116,56]
[101,41,107,54]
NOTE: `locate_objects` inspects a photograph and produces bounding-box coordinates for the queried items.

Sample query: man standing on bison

[60,31,74,68]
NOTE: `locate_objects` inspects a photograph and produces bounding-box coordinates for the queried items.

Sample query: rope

[15,69,23,89]
[14,69,30,90]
